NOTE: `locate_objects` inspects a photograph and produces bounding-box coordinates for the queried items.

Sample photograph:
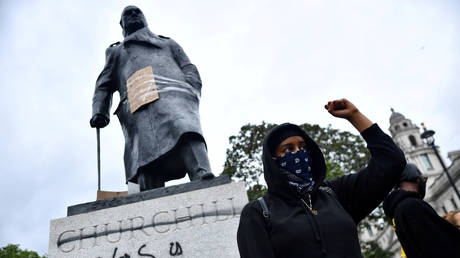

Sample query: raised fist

[324,98,359,120]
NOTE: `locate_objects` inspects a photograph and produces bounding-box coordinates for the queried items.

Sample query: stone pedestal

[49,176,247,258]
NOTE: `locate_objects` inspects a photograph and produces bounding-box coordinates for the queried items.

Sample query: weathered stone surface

[49,180,247,258]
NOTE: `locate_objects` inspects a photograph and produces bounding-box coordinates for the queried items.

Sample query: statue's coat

[92,27,204,183]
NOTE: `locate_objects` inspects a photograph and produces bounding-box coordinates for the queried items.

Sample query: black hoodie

[383,190,460,258]
[237,123,406,258]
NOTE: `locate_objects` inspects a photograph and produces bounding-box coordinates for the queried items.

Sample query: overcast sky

[1,0,459,255]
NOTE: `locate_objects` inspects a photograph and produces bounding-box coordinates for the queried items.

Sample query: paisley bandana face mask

[276,150,315,195]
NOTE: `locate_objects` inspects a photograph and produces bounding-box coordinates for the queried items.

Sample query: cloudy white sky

[1,0,459,255]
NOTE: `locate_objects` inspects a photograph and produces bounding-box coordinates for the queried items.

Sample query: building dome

[390,108,406,125]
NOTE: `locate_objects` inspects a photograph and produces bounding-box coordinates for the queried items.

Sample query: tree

[361,241,394,258]
[0,244,47,258]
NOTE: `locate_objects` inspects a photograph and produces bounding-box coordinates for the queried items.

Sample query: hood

[263,123,327,200]
[383,189,422,218]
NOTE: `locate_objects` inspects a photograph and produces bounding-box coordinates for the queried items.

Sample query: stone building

[359,109,460,256]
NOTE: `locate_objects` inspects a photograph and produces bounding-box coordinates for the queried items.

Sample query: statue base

[96,190,128,200]
[48,175,247,258]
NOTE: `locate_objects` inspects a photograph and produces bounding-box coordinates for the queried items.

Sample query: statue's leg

[138,171,165,191]
[181,138,214,181]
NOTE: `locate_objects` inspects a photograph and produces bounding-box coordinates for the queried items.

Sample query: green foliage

[361,241,394,258]
[246,184,268,202]
[223,122,276,187]
[359,202,392,231]
[223,121,370,201]
[0,244,47,258]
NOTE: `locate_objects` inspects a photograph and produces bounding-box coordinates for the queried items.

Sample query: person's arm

[90,46,117,128]
[169,38,202,92]
[237,203,276,258]
[325,98,406,223]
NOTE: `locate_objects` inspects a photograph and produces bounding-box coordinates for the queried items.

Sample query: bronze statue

[90,5,214,191]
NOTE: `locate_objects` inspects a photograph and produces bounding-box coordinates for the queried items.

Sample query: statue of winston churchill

[90,5,214,191]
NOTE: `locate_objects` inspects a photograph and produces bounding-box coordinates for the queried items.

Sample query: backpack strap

[257,196,270,220]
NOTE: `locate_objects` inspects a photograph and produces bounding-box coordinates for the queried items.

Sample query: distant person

[237,98,406,258]
[383,163,460,258]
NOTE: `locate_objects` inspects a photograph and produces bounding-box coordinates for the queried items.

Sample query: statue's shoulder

[105,41,121,57]
[109,41,121,48]
[158,35,180,47]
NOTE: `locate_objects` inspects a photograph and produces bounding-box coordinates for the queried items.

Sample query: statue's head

[120,5,148,37]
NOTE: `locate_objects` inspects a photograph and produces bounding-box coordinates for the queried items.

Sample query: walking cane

[96,128,101,191]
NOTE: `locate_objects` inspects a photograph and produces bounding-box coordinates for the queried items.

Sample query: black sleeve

[384,190,460,257]
[327,124,406,223]
[237,202,276,258]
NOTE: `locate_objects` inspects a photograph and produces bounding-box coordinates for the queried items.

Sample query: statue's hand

[90,114,109,128]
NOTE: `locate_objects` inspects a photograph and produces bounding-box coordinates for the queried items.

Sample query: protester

[383,163,460,258]
[237,98,406,258]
